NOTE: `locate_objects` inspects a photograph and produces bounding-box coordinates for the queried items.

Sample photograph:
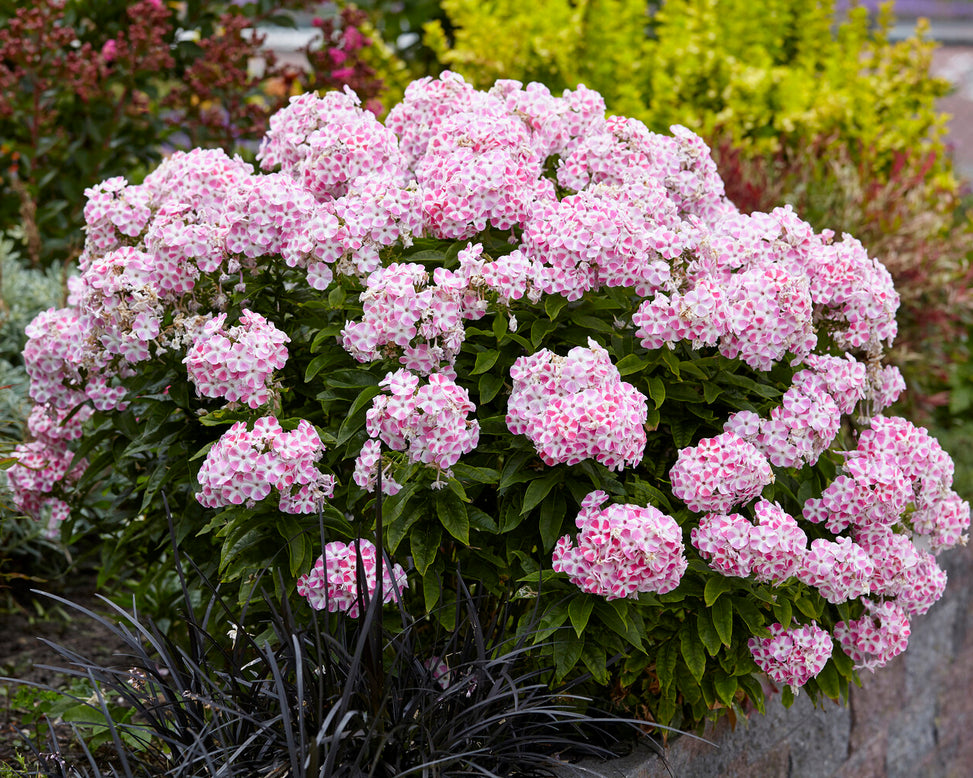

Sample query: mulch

[0,572,133,771]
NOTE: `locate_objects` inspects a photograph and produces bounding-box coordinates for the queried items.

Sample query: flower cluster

[257,89,404,201]
[506,340,647,470]
[834,600,912,672]
[691,502,876,603]
[362,369,479,481]
[195,417,335,513]
[748,622,833,689]
[8,71,967,708]
[552,491,687,599]
[184,310,290,408]
[670,432,774,513]
[296,538,408,618]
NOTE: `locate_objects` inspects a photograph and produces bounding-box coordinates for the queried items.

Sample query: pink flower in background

[100,39,118,63]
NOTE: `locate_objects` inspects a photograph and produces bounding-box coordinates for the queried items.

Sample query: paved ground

[926,36,973,182]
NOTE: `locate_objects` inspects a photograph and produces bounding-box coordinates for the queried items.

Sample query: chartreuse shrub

[6,74,970,732]
[424,1,952,178]
[423,0,971,405]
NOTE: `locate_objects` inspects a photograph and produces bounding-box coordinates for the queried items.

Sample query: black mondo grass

[3,497,681,777]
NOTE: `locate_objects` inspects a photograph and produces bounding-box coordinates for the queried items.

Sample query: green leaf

[534,603,570,643]
[530,318,557,347]
[385,483,420,552]
[410,525,441,576]
[538,491,566,551]
[738,674,766,715]
[795,595,823,620]
[471,349,501,375]
[327,284,347,307]
[220,525,266,574]
[467,505,499,533]
[615,353,649,376]
[581,643,609,685]
[555,633,584,681]
[599,601,643,650]
[478,371,505,403]
[500,494,527,533]
[680,624,707,683]
[325,370,380,389]
[492,312,508,340]
[703,382,723,403]
[570,314,611,332]
[696,611,721,657]
[647,376,666,409]
[815,660,841,700]
[655,640,678,692]
[197,407,250,427]
[773,597,793,628]
[403,249,447,263]
[279,517,313,578]
[704,575,733,606]
[714,672,738,706]
[628,478,672,512]
[500,452,533,491]
[711,596,733,647]
[645,406,660,429]
[661,348,681,377]
[670,416,699,449]
[452,463,501,485]
[733,598,769,637]
[666,383,703,403]
[435,490,470,545]
[346,385,382,419]
[781,684,796,708]
[568,596,595,638]
[521,470,562,515]
[831,644,855,677]
[305,354,331,383]
[544,294,569,320]
[422,565,443,613]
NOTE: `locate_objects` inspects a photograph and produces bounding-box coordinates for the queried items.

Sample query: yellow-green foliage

[424,0,651,118]
[425,0,955,188]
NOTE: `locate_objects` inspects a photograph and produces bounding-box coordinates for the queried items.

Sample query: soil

[0,572,133,772]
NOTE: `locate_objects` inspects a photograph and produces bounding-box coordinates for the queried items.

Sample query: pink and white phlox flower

[798,537,873,604]
[748,501,808,584]
[184,310,290,409]
[690,512,754,578]
[195,417,334,512]
[506,340,647,470]
[258,89,405,200]
[366,369,479,476]
[670,431,773,513]
[748,622,833,689]
[353,438,402,496]
[552,490,687,599]
[834,600,911,672]
[296,538,408,618]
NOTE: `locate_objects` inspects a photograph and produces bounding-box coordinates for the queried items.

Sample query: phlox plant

[7,71,970,731]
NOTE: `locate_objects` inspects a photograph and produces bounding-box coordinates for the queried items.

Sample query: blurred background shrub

[0,0,415,270]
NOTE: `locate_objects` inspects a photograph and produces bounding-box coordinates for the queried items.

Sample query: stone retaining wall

[558,544,973,778]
